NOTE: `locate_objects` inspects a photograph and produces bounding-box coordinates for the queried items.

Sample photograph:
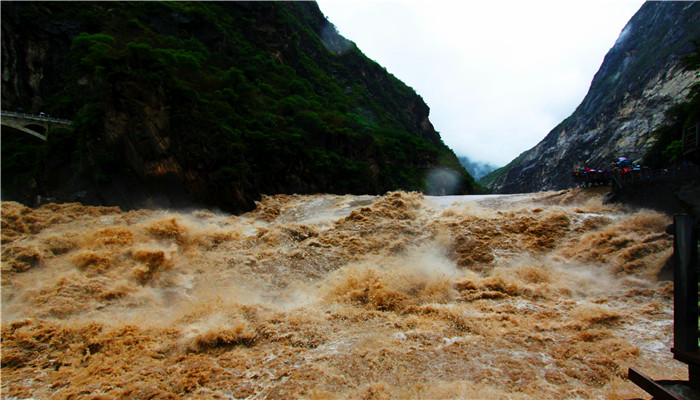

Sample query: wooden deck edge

[628,367,685,400]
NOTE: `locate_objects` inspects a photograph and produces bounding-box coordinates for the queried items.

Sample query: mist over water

[1,189,686,399]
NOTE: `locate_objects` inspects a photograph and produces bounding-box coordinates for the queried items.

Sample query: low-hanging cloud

[317,1,645,166]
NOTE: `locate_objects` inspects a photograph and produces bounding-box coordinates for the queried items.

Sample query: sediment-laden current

[0,188,687,399]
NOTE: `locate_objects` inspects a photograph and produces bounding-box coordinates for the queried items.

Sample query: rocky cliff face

[486,2,700,194]
[1,2,476,213]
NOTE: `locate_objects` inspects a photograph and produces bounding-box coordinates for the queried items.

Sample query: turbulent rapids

[0,188,689,399]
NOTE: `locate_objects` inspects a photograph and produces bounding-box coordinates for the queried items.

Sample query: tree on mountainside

[2,2,480,211]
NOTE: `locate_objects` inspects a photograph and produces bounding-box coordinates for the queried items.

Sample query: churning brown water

[0,188,687,399]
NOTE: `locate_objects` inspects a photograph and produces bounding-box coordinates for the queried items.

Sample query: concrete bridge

[1,110,73,141]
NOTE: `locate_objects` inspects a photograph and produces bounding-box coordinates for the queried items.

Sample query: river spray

[1,188,685,398]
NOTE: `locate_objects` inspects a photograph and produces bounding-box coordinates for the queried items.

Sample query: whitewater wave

[1,188,682,399]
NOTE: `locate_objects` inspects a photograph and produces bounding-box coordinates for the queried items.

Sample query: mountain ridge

[457,156,499,181]
[485,1,700,194]
[1,1,479,213]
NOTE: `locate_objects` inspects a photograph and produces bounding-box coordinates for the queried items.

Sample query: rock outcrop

[1,2,477,213]
[485,2,700,194]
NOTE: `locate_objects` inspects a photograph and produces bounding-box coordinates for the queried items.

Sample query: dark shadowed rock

[1,1,478,213]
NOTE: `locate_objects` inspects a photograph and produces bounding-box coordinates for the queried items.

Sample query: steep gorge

[1,2,478,213]
[485,1,700,194]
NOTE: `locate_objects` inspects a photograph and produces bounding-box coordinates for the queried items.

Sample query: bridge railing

[1,110,72,125]
[573,164,700,189]
[616,164,700,187]
[682,122,699,155]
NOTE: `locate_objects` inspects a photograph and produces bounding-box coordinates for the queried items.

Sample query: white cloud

[317,0,645,166]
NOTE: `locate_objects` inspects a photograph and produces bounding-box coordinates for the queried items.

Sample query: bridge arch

[1,110,73,141]
[0,125,46,142]
[24,124,47,135]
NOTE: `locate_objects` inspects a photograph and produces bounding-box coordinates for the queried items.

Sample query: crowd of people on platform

[571,168,613,186]
[572,156,698,188]
[570,157,644,187]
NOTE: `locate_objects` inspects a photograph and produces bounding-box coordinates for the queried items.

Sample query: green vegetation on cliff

[481,2,699,194]
[643,40,700,168]
[1,1,478,211]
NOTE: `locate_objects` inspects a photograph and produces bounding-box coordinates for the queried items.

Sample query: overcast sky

[316,0,646,166]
